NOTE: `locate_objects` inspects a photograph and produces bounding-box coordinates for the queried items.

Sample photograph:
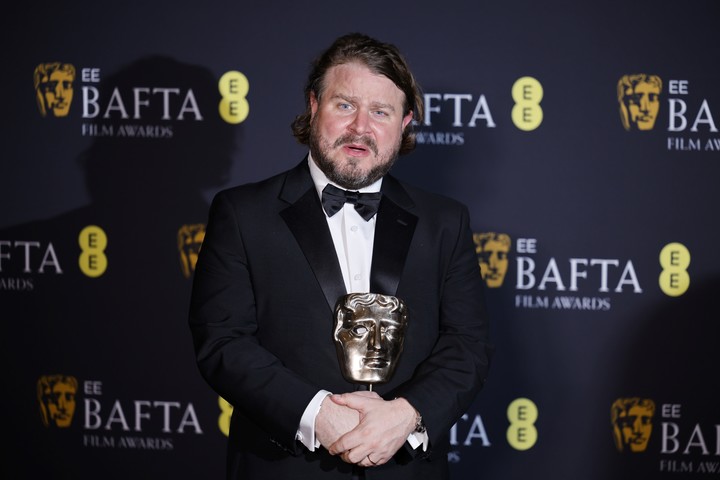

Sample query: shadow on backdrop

[1,56,238,479]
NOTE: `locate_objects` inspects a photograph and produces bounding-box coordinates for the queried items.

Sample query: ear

[401,110,414,130]
[310,91,319,119]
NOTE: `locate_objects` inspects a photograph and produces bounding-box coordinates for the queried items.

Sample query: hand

[315,394,360,449]
[327,393,417,467]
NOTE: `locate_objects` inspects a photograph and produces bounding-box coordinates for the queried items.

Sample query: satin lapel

[370,184,418,296]
[280,181,346,313]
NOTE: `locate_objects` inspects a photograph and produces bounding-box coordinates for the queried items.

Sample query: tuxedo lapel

[370,176,418,296]
[279,161,346,312]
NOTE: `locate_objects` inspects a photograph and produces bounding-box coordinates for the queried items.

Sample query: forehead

[322,62,406,107]
[632,82,660,94]
[482,239,509,251]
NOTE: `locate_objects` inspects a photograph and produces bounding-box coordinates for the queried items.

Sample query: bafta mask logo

[38,375,78,428]
[473,232,511,288]
[333,293,408,386]
[34,63,76,118]
[611,397,656,452]
[617,74,662,131]
[178,224,206,278]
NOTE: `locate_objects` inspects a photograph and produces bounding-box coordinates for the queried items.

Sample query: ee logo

[507,397,538,450]
[659,242,690,297]
[219,71,250,124]
[78,225,107,278]
[512,77,543,131]
[218,396,233,437]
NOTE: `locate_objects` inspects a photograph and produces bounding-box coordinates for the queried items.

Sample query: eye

[382,326,399,338]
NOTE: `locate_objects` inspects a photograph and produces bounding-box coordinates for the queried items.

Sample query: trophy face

[333,293,408,384]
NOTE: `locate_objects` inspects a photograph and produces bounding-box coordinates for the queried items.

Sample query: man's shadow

[1,56,238,479]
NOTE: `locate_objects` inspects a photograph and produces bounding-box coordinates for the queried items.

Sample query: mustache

[333,134,378,156]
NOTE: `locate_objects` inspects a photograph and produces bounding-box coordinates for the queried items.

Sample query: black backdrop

[2,1,719,479]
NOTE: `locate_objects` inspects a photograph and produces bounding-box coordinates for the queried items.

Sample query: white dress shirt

[295,154,427,452]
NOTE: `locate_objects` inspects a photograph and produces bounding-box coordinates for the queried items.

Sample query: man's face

[309,62,413,190]
[617,405,653,452]
[477,238,509,288]
[334,302,406,384]
[43,381,76,427]
[623,81,660,130]
[38,69,74,117]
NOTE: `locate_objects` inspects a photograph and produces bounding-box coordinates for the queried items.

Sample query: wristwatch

[414,414,426,434]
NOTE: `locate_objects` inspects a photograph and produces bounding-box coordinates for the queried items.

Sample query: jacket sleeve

[188,190,318,453]
[390,204,494,450]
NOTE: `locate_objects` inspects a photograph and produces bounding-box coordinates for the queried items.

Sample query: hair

[342,292,405,314]
[474,232,512,250]
[291,33,423,155]
[616,74,663,103]
[610,397,656,424]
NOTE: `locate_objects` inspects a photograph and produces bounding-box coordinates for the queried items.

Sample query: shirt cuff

[296,390,332,451]
[407,430,429,451]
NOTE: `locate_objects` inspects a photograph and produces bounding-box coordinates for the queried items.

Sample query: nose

[349,109,371,135]
[55,84,66,99]
[367,324,384,351]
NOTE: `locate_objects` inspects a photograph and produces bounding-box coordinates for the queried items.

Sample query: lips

[343,144,369,156]
[362,356,389,368]
[334,135,378,156]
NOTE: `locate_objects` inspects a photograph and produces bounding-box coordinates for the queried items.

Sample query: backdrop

[2,1,719,479]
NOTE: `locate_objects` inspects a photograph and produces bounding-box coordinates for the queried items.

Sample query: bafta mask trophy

[333,292,408,390]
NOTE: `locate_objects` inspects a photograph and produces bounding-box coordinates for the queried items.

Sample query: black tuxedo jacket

[189,159,492,479]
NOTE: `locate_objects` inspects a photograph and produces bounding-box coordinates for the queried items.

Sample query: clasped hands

[315,391,417,468]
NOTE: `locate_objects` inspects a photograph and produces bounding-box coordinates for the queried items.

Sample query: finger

[329,391,379,409]
[339,448,368,465]
[366,454,379,466]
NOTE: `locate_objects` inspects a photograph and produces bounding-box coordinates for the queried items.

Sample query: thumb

[329,391,379,408]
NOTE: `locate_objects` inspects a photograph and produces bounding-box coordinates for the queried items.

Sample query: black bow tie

[321,184,382,221]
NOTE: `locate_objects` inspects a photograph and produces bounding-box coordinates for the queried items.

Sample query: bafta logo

[34,63,76,118]
[178,224,206,278]
[611,397,656,452]
[473,232,511,288]
[617,74,662,131]
[333,293,408,389]
[38,375,78,428]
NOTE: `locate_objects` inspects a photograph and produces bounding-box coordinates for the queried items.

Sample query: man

[189,33,493,479]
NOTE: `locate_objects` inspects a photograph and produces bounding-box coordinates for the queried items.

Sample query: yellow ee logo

[511,77,543,131]
[507,397,538,450]
[659,242,690,296]
[218,396,233,437]
[219,71,249,124]
[78,225,107,278]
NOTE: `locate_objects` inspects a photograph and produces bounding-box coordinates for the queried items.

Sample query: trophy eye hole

[351,325,369,336]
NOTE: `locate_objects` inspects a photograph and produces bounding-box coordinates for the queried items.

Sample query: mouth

[334,135,378,156]
[343,143,370,157]
[362,357,389,368]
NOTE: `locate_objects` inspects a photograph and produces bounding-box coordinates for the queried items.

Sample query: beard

[309,119,400,190]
